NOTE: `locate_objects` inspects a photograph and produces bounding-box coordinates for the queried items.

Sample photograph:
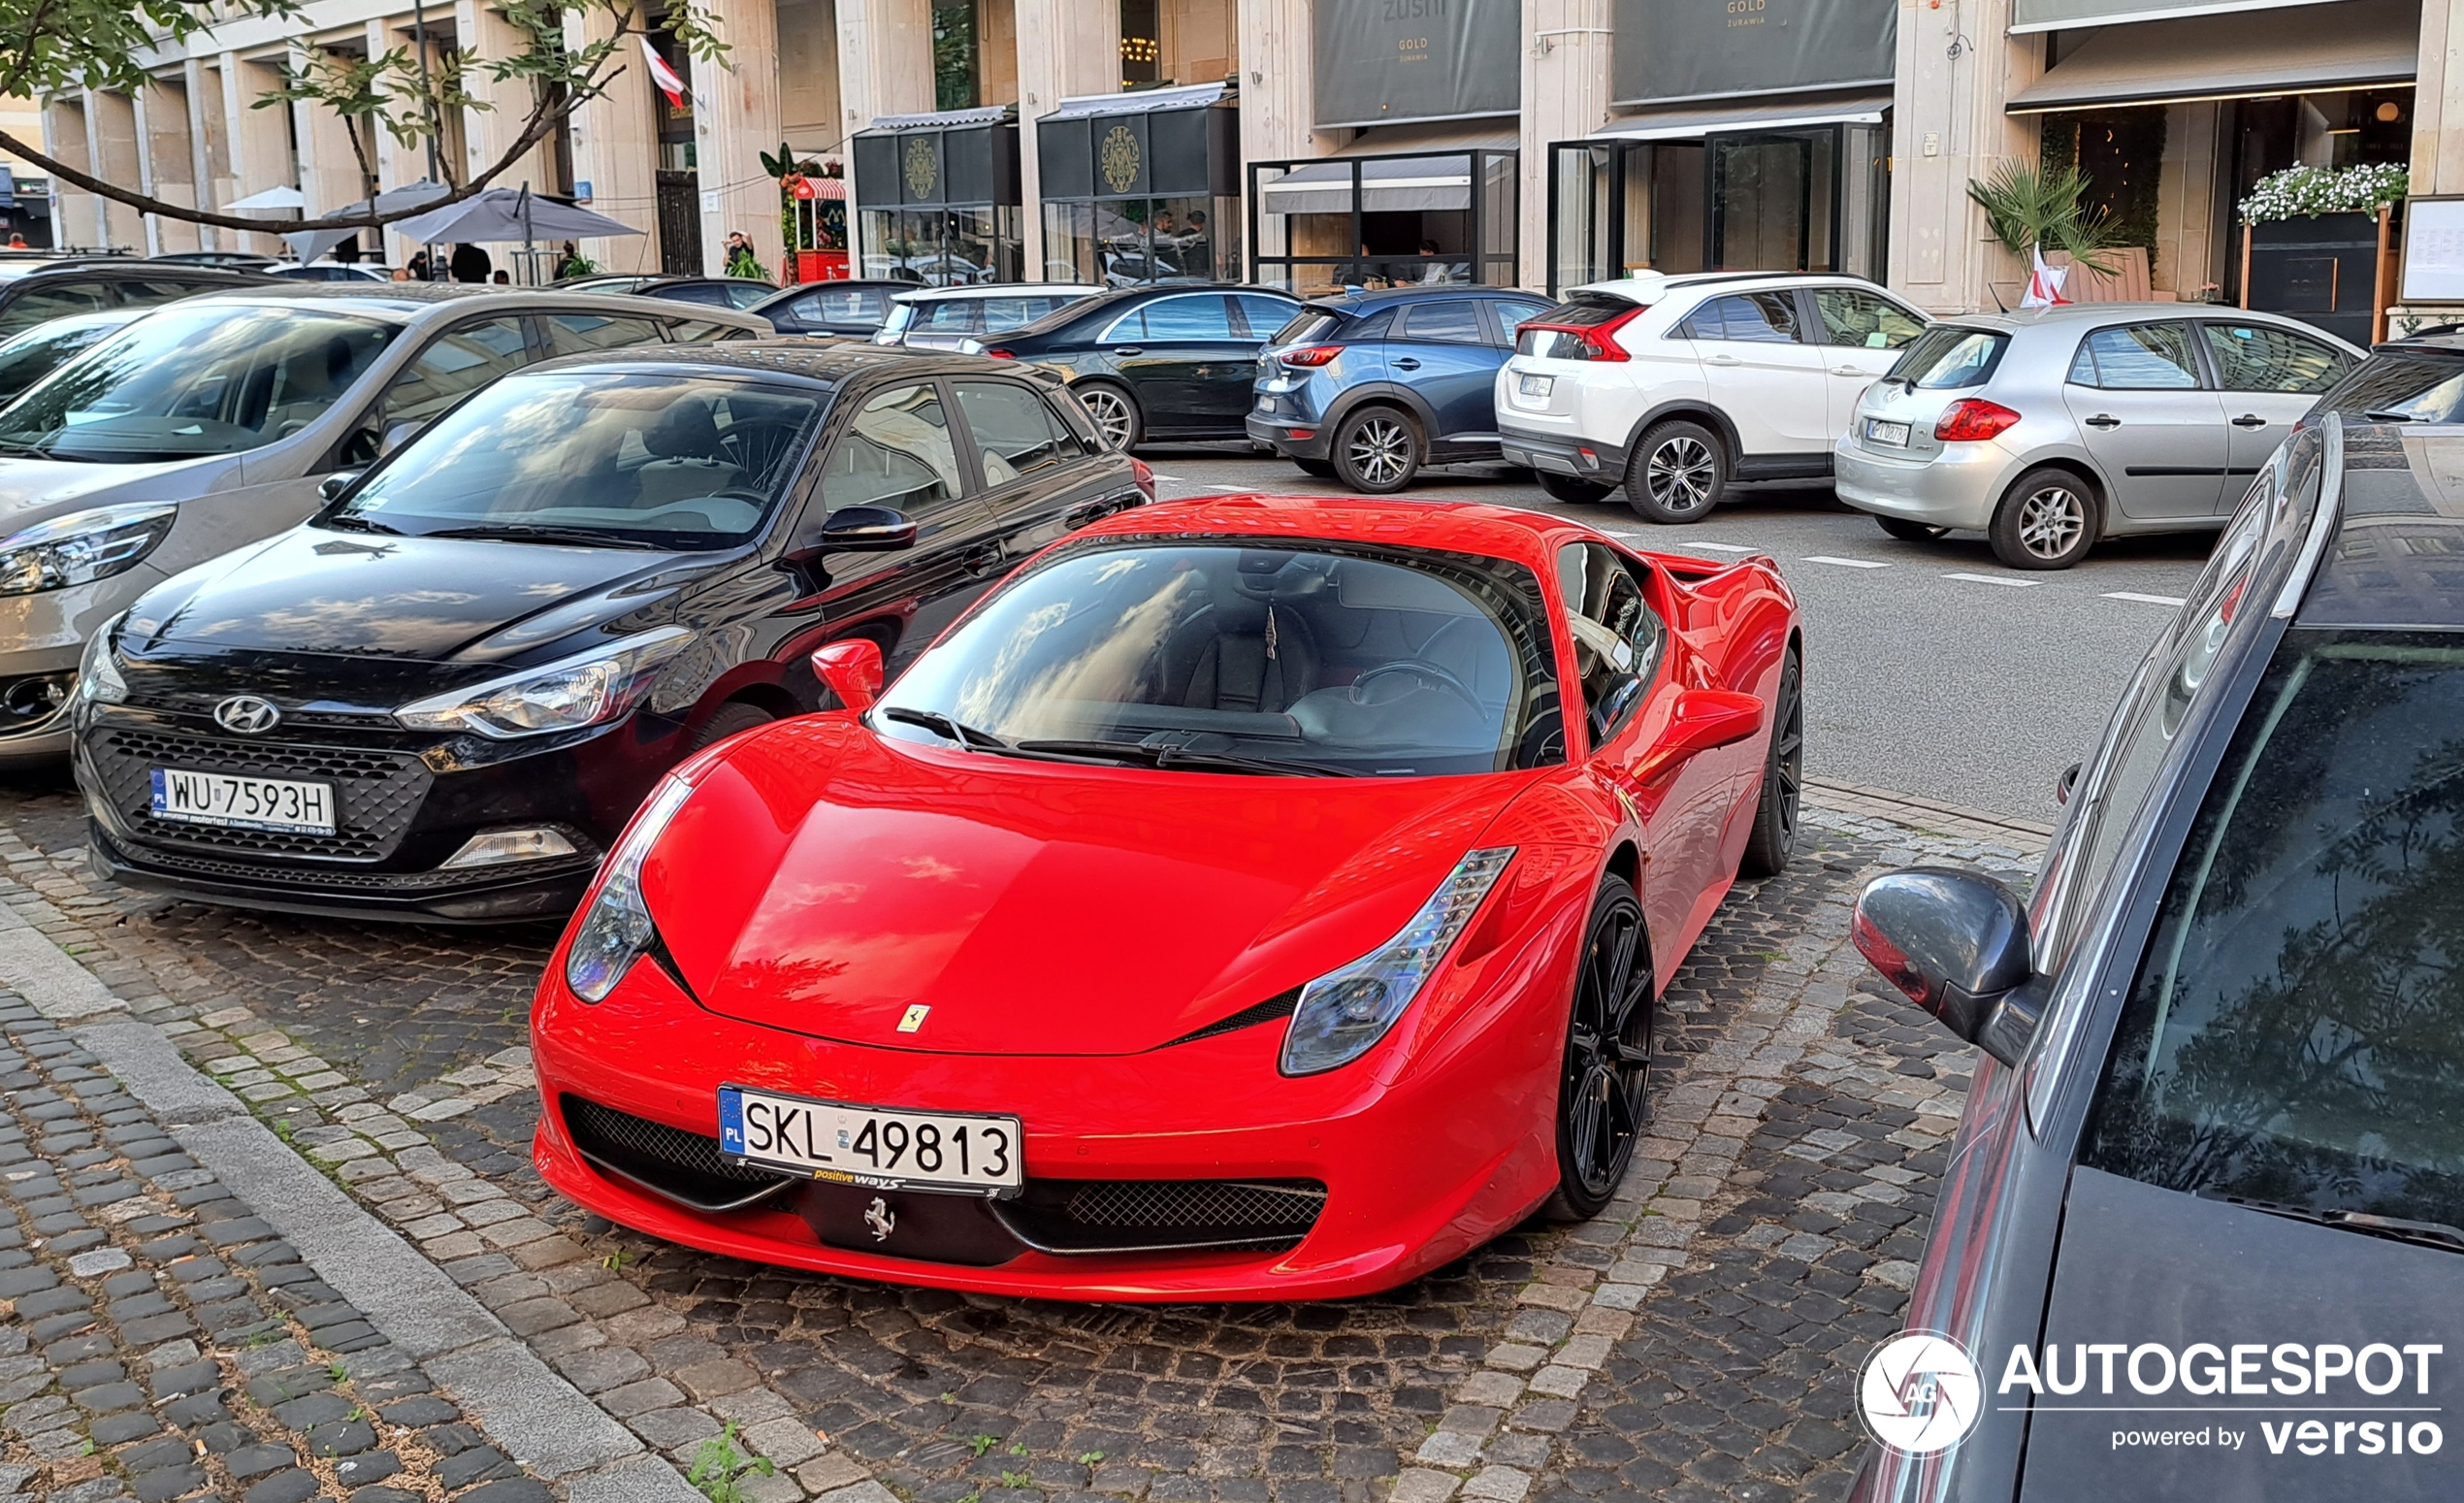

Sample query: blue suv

[1247,287,1551,493]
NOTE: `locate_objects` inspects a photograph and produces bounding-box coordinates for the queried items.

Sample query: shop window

[933,0,980,111]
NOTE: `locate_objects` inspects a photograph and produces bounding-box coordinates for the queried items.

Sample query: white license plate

[1518,374,1554,398]
[1864,418,1911,447]
[148,768,336,835]
[719,1085,1023,1193]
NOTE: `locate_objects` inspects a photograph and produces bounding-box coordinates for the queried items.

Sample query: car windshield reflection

[330,370,825,549]
[875,539,1567,777]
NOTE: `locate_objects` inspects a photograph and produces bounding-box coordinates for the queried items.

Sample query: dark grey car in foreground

[1850,414,2464,1499]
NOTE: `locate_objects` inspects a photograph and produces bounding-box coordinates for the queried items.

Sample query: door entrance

[1707,130,1834,272]
[656,172,702,275]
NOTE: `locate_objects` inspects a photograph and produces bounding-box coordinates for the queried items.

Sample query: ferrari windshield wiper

[879,706,1014,752]
[2200,1191,2464,1256]
[420,524,661,549]
[1013,738,1357,777]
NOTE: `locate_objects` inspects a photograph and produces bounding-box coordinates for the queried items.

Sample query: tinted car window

[1811,287,1926,349]
[919,301,983,333]
[2198,322,2348,394]
[1234,294,1300,340]
[2071,323,2202,390]
[1888,326,2006,389]
[1557,541,1667,748]
[792,287,892,325]
[2081,630,2464,1229]
[545,312,669,356]
[0,282,112,339]
[1699,292,1802,344]
[723,282,772,310]
[1401,301,1484,344]
[817,383,965,515]
[1487,299,1550,345]
[1275,310,1338,345]
[659,283,733,308]
[1119,295,1235,341]
[119,278,227,308]
[956,380,1078,484]
[0,318,123,403]
[375,315,532,431]
[2308,348,2464,423]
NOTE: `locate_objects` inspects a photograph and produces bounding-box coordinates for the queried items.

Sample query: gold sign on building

[1100,125,1142,195]
[904,137,937,200]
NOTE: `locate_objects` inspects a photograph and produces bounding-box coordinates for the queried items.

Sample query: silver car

[871,283,1102,351]
[0,282,764,760]
[1833,303,2363,569]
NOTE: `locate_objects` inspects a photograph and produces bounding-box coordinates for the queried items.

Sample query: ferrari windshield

[0,304,394,463]
[2082,632,2464,1231]
[878,539,1566,776]
[331,371,823,549]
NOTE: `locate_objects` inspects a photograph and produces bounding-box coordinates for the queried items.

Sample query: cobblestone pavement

[0,770,2047,1503]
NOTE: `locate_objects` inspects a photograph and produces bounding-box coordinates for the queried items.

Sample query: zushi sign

[1610,0,1897,107]
[1313,0,1520,130]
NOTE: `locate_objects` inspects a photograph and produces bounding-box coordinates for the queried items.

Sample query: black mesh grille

[1165,988,1302,1047]
[562,1095,793,1212]
[106,836,596,891]
[87,726,431,861]
[998,1178,1326,1255]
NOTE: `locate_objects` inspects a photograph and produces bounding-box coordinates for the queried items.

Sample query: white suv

[1497,272,1929,523]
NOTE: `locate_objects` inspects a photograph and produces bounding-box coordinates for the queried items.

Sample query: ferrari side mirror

[1634,688,1763,781]
[812,637,885,713]
[1853,867,2044,1067]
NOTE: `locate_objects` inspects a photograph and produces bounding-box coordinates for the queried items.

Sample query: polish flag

[641,37,688,109]
[2020,245,2070,309]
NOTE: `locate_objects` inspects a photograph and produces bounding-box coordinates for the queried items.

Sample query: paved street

[1140,450,2213,822]
[0,768,2048,1503]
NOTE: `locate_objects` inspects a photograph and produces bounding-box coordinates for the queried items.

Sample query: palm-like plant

[1967,161,2128,277]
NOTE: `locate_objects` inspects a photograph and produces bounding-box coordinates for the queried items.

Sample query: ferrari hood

[646,720,1540,1057]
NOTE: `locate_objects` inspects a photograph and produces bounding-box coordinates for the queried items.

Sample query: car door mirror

[1853,867,2045,1066]
[812,637,885,712]
[317,470,365,502]
[379,419,425,458]
[794,506,919,561]
[2057,761,2083,805]
[1633,688,1763,780]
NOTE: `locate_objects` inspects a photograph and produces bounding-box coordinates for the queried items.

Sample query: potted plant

[1967,160,2130,302]
[2238,163,2407,342]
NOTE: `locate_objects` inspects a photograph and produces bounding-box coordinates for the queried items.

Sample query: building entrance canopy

[851,107,1022,286]
[1035,83,1241,285]
[2005,0,2418,112]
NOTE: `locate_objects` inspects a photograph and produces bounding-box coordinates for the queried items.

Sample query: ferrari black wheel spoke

[1559,892,1654,1207]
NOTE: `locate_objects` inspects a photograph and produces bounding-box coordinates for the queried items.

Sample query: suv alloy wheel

[1626,419,1727,524]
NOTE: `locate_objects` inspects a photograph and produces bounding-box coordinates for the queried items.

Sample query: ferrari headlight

[563,776,695,1002]
[77,611,128,705]
[397,626,694,738]
[1281,847,1515,1076]
[0,504,178,597]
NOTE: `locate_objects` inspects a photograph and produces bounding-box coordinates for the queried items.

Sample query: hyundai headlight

[1281,847,1516,1076]
[0,504,178,597]
[77,611,128,705]
[397,627,695,738]
[564,775,695,1002]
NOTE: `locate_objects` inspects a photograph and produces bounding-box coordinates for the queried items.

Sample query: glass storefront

[1249,145,1518,294]
[1547,117,1890,293]
[1036,83,1241,285]
[851,109,1023,284]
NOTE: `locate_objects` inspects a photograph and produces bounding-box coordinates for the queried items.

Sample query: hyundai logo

[213,696,282,735]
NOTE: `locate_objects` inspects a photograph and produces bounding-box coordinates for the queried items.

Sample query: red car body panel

[532,495,1800,1299]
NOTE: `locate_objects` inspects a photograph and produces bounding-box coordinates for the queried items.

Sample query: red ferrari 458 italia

[531,494,1801,1299]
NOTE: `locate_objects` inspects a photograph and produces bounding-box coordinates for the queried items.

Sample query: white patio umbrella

[225,185,307,213]
[280,180,452,263]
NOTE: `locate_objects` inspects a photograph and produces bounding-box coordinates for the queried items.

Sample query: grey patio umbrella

[280,180,452,262]
[390,187,643,247]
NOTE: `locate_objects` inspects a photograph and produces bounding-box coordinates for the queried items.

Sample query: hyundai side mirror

[812,637,885,713]
[1853,867,2045,1067]
[318,470,365,502]
[794,506,920,562]
[1634,688,1764,782]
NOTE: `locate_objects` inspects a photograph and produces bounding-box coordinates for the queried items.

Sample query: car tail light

[1933,398,2023,441]
[1130,458,1154,499]
[1279,344,1344,368]
[1514,305,1646,362]
[981,346,1016,359]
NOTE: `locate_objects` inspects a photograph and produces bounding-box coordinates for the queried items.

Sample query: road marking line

[1678,541,1758,552]
[1802,555,1891,569]
[1942,572,2041,588]
[2103,591,2188,606]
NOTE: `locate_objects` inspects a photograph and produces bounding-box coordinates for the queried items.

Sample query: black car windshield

[877,539,1566,776]
[0,304,394,463]
[0,313,132,403]
[2082,630,2464,1231]
[332,370,824,548]
[2309,348,2464,423]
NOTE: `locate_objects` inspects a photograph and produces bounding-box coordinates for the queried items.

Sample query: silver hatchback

[1832,303,2362,569]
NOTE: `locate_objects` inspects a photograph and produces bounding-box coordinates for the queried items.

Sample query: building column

[1014,0,1117,280]
[2414,0,2464,193]
[1239,0,1345,282]
[293,42,372,233]
[138,76,205,255]
[695,0,786,279]
[562,9,662,273]
[1522,0,1612,294]
[86,88,143,250]
[183,58,224,250]
[223,52,293,258]
[835,0,935,257]
[1888,0,2042,313]
[43,96,97,251]
[458,0,559,193]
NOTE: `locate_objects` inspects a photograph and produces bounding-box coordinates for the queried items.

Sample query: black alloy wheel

[1875,515,1951,542]
[1546,875,1654,1220]
[1333,407,1422,493]
[1539,472,1614,504]
[1738,648,1802,877]
[1075,381,1143,452]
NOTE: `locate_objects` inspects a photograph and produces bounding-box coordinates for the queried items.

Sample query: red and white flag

[2020,245,2070,309]
[641,37,688,109]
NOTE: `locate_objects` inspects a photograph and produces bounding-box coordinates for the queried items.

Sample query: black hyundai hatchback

[976,283,1304,451]
[70,342,1149,922]
[1847,413,2464,1499]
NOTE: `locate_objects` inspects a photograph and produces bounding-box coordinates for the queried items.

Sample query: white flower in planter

[2239,163,2409,224]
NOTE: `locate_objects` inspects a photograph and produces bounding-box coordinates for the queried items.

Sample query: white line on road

[1802,555,1892,570]
[1677,541,1758,552]
[2103,591,2188,606]
[1943,572,2041,588]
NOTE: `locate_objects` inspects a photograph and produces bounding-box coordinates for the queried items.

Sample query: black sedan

[72,343,1150,922]
[976,284,1305,451]
[746,280,912,339]
[1848,414,2464,1500]
[552,275,780,311]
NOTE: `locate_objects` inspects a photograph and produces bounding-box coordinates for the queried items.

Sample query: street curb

[1803,776,2057,852]
[0,903,699,1503]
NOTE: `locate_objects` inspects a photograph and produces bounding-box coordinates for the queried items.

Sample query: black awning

[1035,87,1240,202]
[852,111,1021,210]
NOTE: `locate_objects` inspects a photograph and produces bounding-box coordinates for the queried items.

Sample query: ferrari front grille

[996,1177,1326,1256]
[561,1095,794,1212]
